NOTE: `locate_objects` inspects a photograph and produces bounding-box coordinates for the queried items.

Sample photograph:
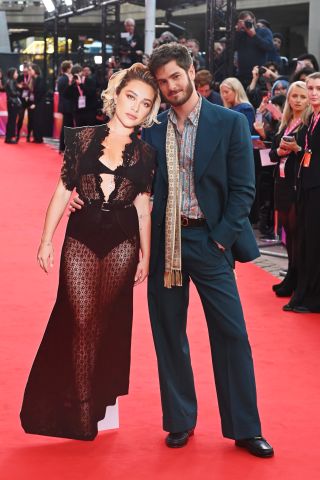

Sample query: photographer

[186,38,205,71]
[119,18,143,68]
[247,63,279,109]
[64,64,97,127]
[235,10,274,88]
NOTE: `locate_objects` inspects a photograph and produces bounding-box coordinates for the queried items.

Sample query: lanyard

[304,112,320,152]
[284,118,302,136]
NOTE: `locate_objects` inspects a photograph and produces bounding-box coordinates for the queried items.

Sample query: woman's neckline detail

[98,124,139,171]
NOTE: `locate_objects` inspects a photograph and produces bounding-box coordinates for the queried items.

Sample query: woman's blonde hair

[278,81,311,133]
[101,63,161,128]
[220,77,251,107]
[305,71,320,83]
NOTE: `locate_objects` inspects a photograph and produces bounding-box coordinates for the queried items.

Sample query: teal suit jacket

[143,98,260,273]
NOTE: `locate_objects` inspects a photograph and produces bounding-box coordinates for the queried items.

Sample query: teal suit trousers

[148,225,261,439]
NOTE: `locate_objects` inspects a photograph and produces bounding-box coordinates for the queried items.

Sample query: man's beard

[162,75,194,106]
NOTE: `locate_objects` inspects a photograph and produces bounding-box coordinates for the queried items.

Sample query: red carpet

[1,140,320,479]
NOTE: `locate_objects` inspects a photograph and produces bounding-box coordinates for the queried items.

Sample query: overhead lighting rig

[43,0,121,21]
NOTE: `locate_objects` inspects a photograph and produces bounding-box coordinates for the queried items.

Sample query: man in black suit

[57,60,74,153]
[143,43,273,457]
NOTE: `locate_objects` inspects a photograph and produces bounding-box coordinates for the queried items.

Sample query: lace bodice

[61,124,156,206]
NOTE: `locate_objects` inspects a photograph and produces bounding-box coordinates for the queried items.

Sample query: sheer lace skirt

[20,231,139,441]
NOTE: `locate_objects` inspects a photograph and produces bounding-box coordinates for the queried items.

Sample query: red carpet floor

[1,140,320,479]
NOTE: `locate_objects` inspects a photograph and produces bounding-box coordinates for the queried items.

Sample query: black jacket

[5,79,22,108]
[57,74,73,114]
[32,76,46,105]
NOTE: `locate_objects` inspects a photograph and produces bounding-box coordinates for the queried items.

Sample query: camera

[244,20,253,29]
[258,66,267,75]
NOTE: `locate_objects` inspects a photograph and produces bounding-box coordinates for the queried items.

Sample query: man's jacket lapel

[153,114,168,183]
[194,99,224,183]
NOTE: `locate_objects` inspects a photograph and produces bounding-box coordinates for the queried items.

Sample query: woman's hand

[134,258,149,286]
[279,138,301,153]
[37,241,54,273]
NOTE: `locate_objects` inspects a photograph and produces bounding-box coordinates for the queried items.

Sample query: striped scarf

[164,119,182,288]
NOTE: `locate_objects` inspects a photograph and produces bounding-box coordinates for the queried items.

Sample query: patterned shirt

[168,96,204,219]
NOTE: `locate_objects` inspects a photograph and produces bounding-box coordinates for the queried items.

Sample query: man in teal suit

[143,43,273,457]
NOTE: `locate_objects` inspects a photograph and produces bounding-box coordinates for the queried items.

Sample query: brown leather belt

[181,216,206,227]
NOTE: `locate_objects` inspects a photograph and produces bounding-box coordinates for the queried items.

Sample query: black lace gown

[20,124,155,440]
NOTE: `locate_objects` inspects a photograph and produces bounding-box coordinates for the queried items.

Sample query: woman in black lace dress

[20,64,160,440]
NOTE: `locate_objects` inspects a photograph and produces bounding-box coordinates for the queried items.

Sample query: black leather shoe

[165,429,194,448]
[283,303,294,312]
[235,436,274,458]
[292,305,312,313]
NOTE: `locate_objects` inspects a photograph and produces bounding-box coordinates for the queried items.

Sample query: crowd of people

[2,62,46,144]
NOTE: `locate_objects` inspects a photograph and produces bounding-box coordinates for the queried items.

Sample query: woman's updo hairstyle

[101,63,161,128]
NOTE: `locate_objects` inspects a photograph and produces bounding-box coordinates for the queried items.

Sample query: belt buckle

[181,216,189,227]
[101,202,110,212]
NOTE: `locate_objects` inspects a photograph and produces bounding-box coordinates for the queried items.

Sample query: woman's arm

[133,193,152,285]
[37,178,73,273]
